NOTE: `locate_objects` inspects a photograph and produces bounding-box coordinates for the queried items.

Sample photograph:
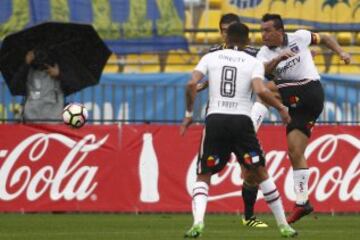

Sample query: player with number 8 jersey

[181,22,297,238]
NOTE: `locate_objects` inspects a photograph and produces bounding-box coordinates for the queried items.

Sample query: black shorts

[277,79,324,137]
[197,114,266,175]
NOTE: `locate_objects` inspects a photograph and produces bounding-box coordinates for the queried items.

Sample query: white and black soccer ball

[62,103,88,128]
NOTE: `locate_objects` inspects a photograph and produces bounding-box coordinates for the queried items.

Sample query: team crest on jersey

[290,44,300,53]
[206,155,219,167]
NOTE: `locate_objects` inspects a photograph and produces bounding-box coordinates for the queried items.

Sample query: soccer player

[181,22,297,238]
[257,13,351,224]
[196,13,269,228]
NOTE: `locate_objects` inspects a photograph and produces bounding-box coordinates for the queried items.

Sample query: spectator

[11,49,65,122]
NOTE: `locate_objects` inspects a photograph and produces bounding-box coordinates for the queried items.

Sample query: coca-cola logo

[186,134,360,202]
[0,133,109,201]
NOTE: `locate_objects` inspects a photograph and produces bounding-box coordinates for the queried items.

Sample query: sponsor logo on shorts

[306,121,315,131]
[289,95,300,107]
[207,155,219,167]
[244,152,260,165]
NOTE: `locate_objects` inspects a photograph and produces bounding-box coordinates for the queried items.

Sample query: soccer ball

[62,103,88,128]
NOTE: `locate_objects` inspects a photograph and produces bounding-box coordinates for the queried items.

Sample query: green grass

[0,213,359,240]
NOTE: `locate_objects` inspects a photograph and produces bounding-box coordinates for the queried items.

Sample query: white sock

[259,178,288,226]
[251,102,269,132]
[192,181,209,225]
[293,169,310,205]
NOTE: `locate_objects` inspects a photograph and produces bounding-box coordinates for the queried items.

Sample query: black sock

[242,182,259,220]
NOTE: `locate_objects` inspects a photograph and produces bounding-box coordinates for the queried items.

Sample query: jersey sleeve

[251,60,265,80]
[294,30,311,46]
[194,54,209,75]
[256,47,269,63]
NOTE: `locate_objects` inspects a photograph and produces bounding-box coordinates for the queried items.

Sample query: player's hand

[339,51,351,64]
[310,49,318,57]
[180,117,193,136]
[278,106,291,125]
[277,49,296,61]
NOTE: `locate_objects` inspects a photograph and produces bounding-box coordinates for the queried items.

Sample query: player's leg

[286,129,314,224]
[233,117,297,237]
[241,163,297,237]
[185,114,231,238]
[185,173,210,238]
[241,166,268,228]
[242,93,276,228]
[250,81,278,132]
[256,169,297,237]
[251,101,269,132]
[284,81,324,224]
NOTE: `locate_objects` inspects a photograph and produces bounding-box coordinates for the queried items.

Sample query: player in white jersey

[257,13,351,224]
[198,14,270,228]
[181,22,297,238]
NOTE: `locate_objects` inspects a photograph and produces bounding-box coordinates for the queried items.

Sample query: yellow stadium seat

[185,10,195,42]
[355,33,360,46]
[312,47,326,73]
[103,54,120,73]
[164,50,200,72]
[336,32,352,46]
[123,54,160,73]
[195,10,222,43]
[251,32,262,45]
[209,0,222,9]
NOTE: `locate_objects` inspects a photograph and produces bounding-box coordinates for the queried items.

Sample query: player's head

[225,22,249,49]
[261,13,285,47]
[219,13,241,41]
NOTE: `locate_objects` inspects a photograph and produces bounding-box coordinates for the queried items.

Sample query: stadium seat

[209,0,222,9]
[312,47,326,73]
[185,10,195,42]
[164,50,200,72]
[123,54,160,73]
[336,32,352,46]
[355,33,360,46]
[251,32,262,45]
[103,54,120,73]
[195,10,222,43]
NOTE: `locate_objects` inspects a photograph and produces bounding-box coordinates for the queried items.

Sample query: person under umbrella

[0,22,112,123]
[10,48,72,122]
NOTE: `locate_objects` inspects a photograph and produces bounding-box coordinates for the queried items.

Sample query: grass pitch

[0,213,358,240]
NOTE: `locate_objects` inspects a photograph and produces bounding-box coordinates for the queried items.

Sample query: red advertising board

[0,124,359,213]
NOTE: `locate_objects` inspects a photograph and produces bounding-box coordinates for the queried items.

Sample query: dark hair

[226,22,249,46]
[261,13,284,30]
[219,13,241,28]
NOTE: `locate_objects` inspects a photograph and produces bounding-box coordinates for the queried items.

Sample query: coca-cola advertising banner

[0,124,359,213]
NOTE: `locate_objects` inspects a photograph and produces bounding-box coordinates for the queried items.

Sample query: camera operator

[11,49,64,123]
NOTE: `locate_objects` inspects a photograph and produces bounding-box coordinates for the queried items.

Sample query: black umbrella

[0,22,112,96]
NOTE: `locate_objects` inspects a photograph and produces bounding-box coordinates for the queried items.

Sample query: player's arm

[185,70,204,112]
[318,33,351,64]
[263,49,296,75]
[252,78,290,124]
[196,80,209,92]
[180,70,205,135]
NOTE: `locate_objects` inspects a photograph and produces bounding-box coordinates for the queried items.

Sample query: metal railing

[0,79,359,124]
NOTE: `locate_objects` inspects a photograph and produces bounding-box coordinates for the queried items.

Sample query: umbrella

[0,22,112,96]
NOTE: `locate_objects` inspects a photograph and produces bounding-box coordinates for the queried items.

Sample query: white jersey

[195,49,264,117]
[257,30,320,81]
